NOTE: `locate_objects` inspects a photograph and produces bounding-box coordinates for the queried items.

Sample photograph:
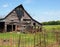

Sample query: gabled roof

[0,4,42,25]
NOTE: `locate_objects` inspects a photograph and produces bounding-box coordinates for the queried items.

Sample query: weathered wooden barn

[0,4,42,33]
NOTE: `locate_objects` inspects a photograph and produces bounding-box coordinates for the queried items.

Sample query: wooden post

[15,25,17,32]
[39,27,40,32]
[12,24,13,32]
[5,24,7,32]
[40,26,42,32]
[38,26,39,32]
[39,27,41,32]
[34,26,36,33]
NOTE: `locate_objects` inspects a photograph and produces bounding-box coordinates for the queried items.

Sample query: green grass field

[0,32,41,47]
[0,25,60,47]
[43,25,60,31]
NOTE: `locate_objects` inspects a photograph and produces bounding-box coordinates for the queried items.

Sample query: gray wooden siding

[5,11,20,25]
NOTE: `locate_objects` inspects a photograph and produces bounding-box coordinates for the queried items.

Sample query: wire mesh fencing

[0,29,60,47]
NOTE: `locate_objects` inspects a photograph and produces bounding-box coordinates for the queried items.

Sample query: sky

[0,0,60,22]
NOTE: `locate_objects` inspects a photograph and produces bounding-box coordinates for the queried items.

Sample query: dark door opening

[13,25,15,31]
[7,25,12,32]
[0,22,5,32]
[7,25,16,32]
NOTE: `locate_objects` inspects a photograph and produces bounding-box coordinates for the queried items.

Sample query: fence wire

[0,29,60,47]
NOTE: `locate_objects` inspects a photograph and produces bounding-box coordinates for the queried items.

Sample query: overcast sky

[0,0,60,22]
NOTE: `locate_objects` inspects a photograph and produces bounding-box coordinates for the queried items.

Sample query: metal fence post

[43,29,46,47]
[34,33,35,47]
[18,32,21,47]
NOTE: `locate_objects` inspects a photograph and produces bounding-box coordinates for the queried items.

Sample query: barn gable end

[0,4,42,32]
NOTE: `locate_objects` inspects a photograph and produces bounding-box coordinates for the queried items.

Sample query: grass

[0,33,58,47]
[0,25,60,47]
[0,32,41,47]
[43,25,60,31]
[42,25,60,46]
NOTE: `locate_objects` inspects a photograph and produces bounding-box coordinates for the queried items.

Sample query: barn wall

[3,6,42,32]
[20,10,31,26]
[4,10,20,32]
[31,20,41,26]
[5,11,20,23]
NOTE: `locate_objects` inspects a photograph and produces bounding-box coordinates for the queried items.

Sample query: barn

[0,4,42,33]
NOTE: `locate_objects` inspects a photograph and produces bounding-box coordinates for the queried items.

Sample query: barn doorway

[0,22,5,32]
[7,25,12,32]
[13,25,15,31]
[7,25,16,32]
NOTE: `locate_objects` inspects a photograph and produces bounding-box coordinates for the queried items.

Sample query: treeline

[42,21,60,25]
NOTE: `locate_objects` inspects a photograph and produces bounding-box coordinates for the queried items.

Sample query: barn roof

[0,4,42,25]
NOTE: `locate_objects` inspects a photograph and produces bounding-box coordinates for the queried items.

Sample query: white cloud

[39,11,60,22]
[2,4,9,8]
[32,10,60,22]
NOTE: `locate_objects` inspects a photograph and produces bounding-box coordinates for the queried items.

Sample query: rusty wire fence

[0,29,60,47]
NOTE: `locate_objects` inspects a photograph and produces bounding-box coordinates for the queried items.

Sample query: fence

[0,29,60,47]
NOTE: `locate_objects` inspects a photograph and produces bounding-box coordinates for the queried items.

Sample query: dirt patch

[47,42,59,47]
[0,38,18,46]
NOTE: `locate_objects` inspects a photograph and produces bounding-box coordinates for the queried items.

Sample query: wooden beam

[5,24,7,32]
[15,25,17,32]
[12,24,13,32]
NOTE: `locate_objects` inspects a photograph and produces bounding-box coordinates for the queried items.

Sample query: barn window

[23,22,31,25]
[11,20,14,21]
[23,19,31,21]
[33,23,36,26]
